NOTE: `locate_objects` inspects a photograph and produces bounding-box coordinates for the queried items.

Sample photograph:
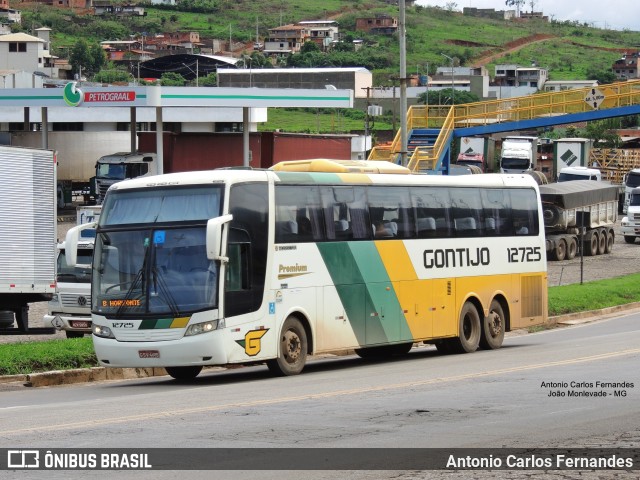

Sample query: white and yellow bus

[66,159,548,380]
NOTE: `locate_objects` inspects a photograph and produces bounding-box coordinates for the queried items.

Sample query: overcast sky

[416,1,640,32]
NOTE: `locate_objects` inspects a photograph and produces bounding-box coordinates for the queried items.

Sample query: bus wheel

[566,237,578,260]
[605,230,614,253]
[624,236,636,244]
[480,300,505,350]
[165,366,203,381]
[553,238,567,261]
[267,317,307,376]
[452,302,481,353]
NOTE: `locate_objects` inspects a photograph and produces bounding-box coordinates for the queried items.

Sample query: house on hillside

[93,1,145,17]
[463,8,515,20]
[265,20,339,55]
[613,53,640,80]
[355,14,398,35]
[297,20,339,50]
[494,64,548,88]
[0,0,21,24]
[0,30,57,77]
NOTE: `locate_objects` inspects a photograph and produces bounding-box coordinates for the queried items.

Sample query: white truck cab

[558,166,602,182]
[621,186,640,245]
[44,235,95,338]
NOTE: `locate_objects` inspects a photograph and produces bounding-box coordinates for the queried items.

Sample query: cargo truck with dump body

[499,136,538,174]
[43,206,100,338]
[0,145,57,334]
[539,181,619,261]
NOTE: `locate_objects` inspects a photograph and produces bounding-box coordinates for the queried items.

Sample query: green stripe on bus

[318,242,410,346]
[139,318,173,329]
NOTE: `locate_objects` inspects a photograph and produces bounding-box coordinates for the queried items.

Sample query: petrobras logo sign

[63,82,137,107]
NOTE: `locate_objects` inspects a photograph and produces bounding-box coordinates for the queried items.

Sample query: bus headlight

[93,324,115,339]
[185,320,222,336]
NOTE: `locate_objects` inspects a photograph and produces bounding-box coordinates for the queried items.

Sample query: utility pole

[441,53,454,105]
[399,0,408,167]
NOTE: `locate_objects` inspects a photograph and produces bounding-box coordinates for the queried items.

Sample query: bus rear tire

[267,316,307,376]
[624,236,636,244]
[165,366,203,381]
[480,300,505,350]
[451,301,481,353]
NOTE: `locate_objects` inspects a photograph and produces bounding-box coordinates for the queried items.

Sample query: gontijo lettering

[424,247,490,269]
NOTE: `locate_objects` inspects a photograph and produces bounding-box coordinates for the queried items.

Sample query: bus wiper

[151,267,180,317]
[115,266,145,316]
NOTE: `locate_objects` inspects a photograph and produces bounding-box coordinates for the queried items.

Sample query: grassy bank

[2,274,640,376]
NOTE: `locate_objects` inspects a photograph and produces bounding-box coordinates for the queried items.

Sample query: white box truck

[0,145,57,334]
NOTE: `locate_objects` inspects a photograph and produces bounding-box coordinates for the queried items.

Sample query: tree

[417,88,479,106]
[160,72,186,86]
[505,0,526,16]
[199,72,217,86]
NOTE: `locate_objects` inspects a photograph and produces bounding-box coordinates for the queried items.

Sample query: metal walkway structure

[368,79,640,173]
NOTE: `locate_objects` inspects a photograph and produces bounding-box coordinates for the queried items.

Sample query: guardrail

[369,80,640,172]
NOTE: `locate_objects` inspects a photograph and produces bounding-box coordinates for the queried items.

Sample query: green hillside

[9,1,640,134]
[12,1,640,82]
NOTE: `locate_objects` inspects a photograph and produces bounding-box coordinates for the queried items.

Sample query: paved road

[1,312,638,479]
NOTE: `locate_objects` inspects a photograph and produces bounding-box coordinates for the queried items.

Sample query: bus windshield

[93,186,223,316]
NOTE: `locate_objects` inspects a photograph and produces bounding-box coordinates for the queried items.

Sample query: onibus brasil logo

[63,82,83,107]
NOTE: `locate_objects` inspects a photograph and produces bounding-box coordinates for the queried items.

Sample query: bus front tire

[267,317,307,376]
[480,300,505,350]
[451,302,481,353]
[165,366,203,381]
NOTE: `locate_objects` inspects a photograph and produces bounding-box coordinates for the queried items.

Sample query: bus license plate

[138,350,160,359]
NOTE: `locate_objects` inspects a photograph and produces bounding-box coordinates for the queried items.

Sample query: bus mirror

[65,222,97,267]
[206,214,233,261]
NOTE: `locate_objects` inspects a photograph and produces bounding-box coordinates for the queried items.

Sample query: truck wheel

[450,302,481,354]
[566,237,578,259]
[596,229,606,255]
[584,232,598,256]
[267,316,308,376]
[624,236,636,244]
[553,239,567,261]
[165,366,203,381]
[605,231,614,253]
[480,300,505,350]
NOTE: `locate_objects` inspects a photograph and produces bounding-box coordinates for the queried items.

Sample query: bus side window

[509,189,539,236]
[451,187,483,237]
